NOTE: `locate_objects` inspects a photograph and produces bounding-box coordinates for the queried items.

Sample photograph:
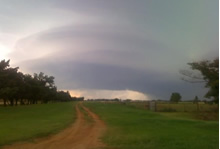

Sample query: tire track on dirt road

[2,103,107,149]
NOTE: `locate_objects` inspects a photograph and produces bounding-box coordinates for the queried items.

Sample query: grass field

[0,102,76,146]
[84,102,219,149]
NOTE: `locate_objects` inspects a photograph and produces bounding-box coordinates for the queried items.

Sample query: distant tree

[180,58,219,103]
[193,96,199,103]
[33,72,56,103]
[57,91,72,102]
[71,97,84,101]
[170,92,181,102]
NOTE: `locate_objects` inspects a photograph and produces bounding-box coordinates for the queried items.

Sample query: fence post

[197,103,200,112]
[149,101,156,112]
[184,104,186,112]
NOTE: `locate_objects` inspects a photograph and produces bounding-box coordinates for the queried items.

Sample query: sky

[0,0,218,100]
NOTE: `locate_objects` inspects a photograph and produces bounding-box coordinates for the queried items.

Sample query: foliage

[170,92,181,102]
[0,59,73,106]
[181,58,219,103]
[193,96,199,103]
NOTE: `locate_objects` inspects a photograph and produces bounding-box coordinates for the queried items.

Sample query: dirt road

[2,103,106,149]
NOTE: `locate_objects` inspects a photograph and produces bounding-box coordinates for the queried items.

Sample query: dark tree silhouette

[170,92,181,102]
[193,96,199,103]
[0,59,75,106]
[180,58,219,103]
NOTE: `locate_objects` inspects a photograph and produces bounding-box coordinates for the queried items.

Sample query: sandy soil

[2,103,106,149]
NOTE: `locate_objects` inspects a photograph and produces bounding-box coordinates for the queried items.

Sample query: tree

[180,58,219,103]
[193,96,199,103]
[0,60,21,106]
[57,91,72,102]
[0,59,73,106]
[170,92,181,102]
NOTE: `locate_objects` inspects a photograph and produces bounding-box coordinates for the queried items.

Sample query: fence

[124,101,218,113]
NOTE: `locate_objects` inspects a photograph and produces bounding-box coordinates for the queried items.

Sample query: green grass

[0,102,76,146]
[158,112,197,120]
[84,102,219,149]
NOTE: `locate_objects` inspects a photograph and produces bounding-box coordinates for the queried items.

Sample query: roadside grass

[0,102,76,146]
[84,102,219,149]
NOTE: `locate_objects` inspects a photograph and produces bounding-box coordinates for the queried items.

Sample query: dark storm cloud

[18,57,207,100]
[11,23,170,70]
[2,0,217,100]
[16,24,164,50]
[11,18,213,99]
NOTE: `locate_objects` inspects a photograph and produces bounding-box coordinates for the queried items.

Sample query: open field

[85,102,219,149]
[0,102,76,147]
[0,101,218,149]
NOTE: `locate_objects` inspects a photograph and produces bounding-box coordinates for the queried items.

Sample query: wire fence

[124,101,218,112]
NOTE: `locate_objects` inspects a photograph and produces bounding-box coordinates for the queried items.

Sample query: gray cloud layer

[1,0,218,100]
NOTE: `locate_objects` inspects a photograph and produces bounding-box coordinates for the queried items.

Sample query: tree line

[0,60,73,106]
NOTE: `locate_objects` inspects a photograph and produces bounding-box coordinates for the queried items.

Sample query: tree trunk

[3,99,6,106]
[10,99,14,106]
[15,98,18,106]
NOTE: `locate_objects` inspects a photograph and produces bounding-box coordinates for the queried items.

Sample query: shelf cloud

[1,0,218,100]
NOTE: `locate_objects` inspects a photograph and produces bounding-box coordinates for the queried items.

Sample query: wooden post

[197,103,200,112]
[184,104,186,112]
[149,101,156,112]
